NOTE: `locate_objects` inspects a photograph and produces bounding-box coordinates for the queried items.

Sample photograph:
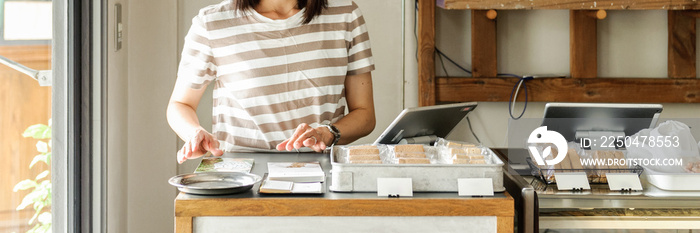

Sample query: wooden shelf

[438,0,700,10]
[418,1,700,106]
[436,76,700,103]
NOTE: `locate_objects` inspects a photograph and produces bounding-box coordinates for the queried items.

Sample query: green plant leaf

[13,180,37,192]
[35,171,49,180]
[23,124,50,139]
[41,127,51,139]
[36,181,50,199]
[30,208,41,225]
[29,154,48,168]
[46,191,52,205]
[38,212,51,224]
[33,200,44,212]
[17,191,41,210]
[45,152,52,165]
[36,141,48,153]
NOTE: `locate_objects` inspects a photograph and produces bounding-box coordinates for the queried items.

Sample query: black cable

[499,73,521,78]
[437,50,449,77]
[508,76,532,120]
[435,48,472,75]
[466,116,481,144]
[414,0,418,61]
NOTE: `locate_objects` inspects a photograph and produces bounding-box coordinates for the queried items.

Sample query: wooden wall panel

[472,10,498,78]
[436,76,700,103]
[438,0,700,10]
[418,0,436,106]
[570,10,599,78]
[0,45,51,232]
[422,3,700,105]
[668,10,696,78]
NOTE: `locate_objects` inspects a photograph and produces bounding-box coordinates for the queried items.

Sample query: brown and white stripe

[177,0,374,151]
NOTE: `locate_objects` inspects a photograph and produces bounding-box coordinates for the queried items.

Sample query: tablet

[374,102,478,145]
[542,102,663,142]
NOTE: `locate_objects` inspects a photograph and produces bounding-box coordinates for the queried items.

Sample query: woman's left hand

[276,123,331,152]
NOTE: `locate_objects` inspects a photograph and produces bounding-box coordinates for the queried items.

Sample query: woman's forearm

[332,107,375,145]
[167,101,206,142]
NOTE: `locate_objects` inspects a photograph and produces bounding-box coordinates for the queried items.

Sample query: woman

[167,0,376,163]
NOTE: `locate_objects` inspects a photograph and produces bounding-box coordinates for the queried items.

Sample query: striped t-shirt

[177,0,375,152]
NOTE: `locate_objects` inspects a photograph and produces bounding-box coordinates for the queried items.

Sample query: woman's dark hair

[235,0,328,24]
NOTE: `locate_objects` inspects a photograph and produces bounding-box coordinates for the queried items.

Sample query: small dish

[169,172,262,195]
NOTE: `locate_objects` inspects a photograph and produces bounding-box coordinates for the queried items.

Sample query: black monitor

[541,103,663,142]
[374,102,478,145]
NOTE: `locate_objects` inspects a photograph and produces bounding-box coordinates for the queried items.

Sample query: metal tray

[329,146,505,192]
[644,166,700,191]
[169,172,262,195]
[526,157,644,185]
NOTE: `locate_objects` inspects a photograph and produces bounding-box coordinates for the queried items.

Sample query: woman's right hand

[177,128,224,164]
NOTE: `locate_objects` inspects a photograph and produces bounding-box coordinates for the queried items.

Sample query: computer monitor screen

[541,103,663,142]
[374,102,478,145]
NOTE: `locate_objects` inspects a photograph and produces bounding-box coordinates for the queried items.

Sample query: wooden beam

[418,0,436,106]
[668,10,696,78]
[438,0,700,10]
[570,10,598,78]
[435,76,700,103]
[472,10,498,78]
[497,216,515,233]
[175,216,193,233]
[175,197,514,217]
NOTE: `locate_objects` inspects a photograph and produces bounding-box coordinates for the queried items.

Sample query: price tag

[377,178,413,197]
[606,173,643,191]
[554,172,591,191]
[458,178,494,196]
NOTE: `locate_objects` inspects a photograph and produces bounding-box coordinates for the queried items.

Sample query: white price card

[554,172,591,191]
[377,178,413,197]
[458,178,494,196]
[606,173,643,191]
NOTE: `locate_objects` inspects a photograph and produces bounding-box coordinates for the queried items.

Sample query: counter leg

[176,216,193,233]
[497,216,514,233]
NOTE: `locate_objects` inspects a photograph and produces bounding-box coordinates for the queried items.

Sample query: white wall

[106,0,179,232]
[125,0,179,232]
[106,1,128,233]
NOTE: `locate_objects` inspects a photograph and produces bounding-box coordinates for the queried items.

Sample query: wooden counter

[174,152,515,233]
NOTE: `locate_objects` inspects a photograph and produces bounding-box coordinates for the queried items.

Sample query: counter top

[176,152,508,201]
[174,152,515,233]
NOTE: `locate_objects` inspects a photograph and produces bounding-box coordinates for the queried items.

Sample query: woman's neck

[254,0,300,20]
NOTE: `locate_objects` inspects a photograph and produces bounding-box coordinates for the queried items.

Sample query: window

[0,1,53,232]
[0,0,103,232]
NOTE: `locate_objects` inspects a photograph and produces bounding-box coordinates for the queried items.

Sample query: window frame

[52,0,103,232]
